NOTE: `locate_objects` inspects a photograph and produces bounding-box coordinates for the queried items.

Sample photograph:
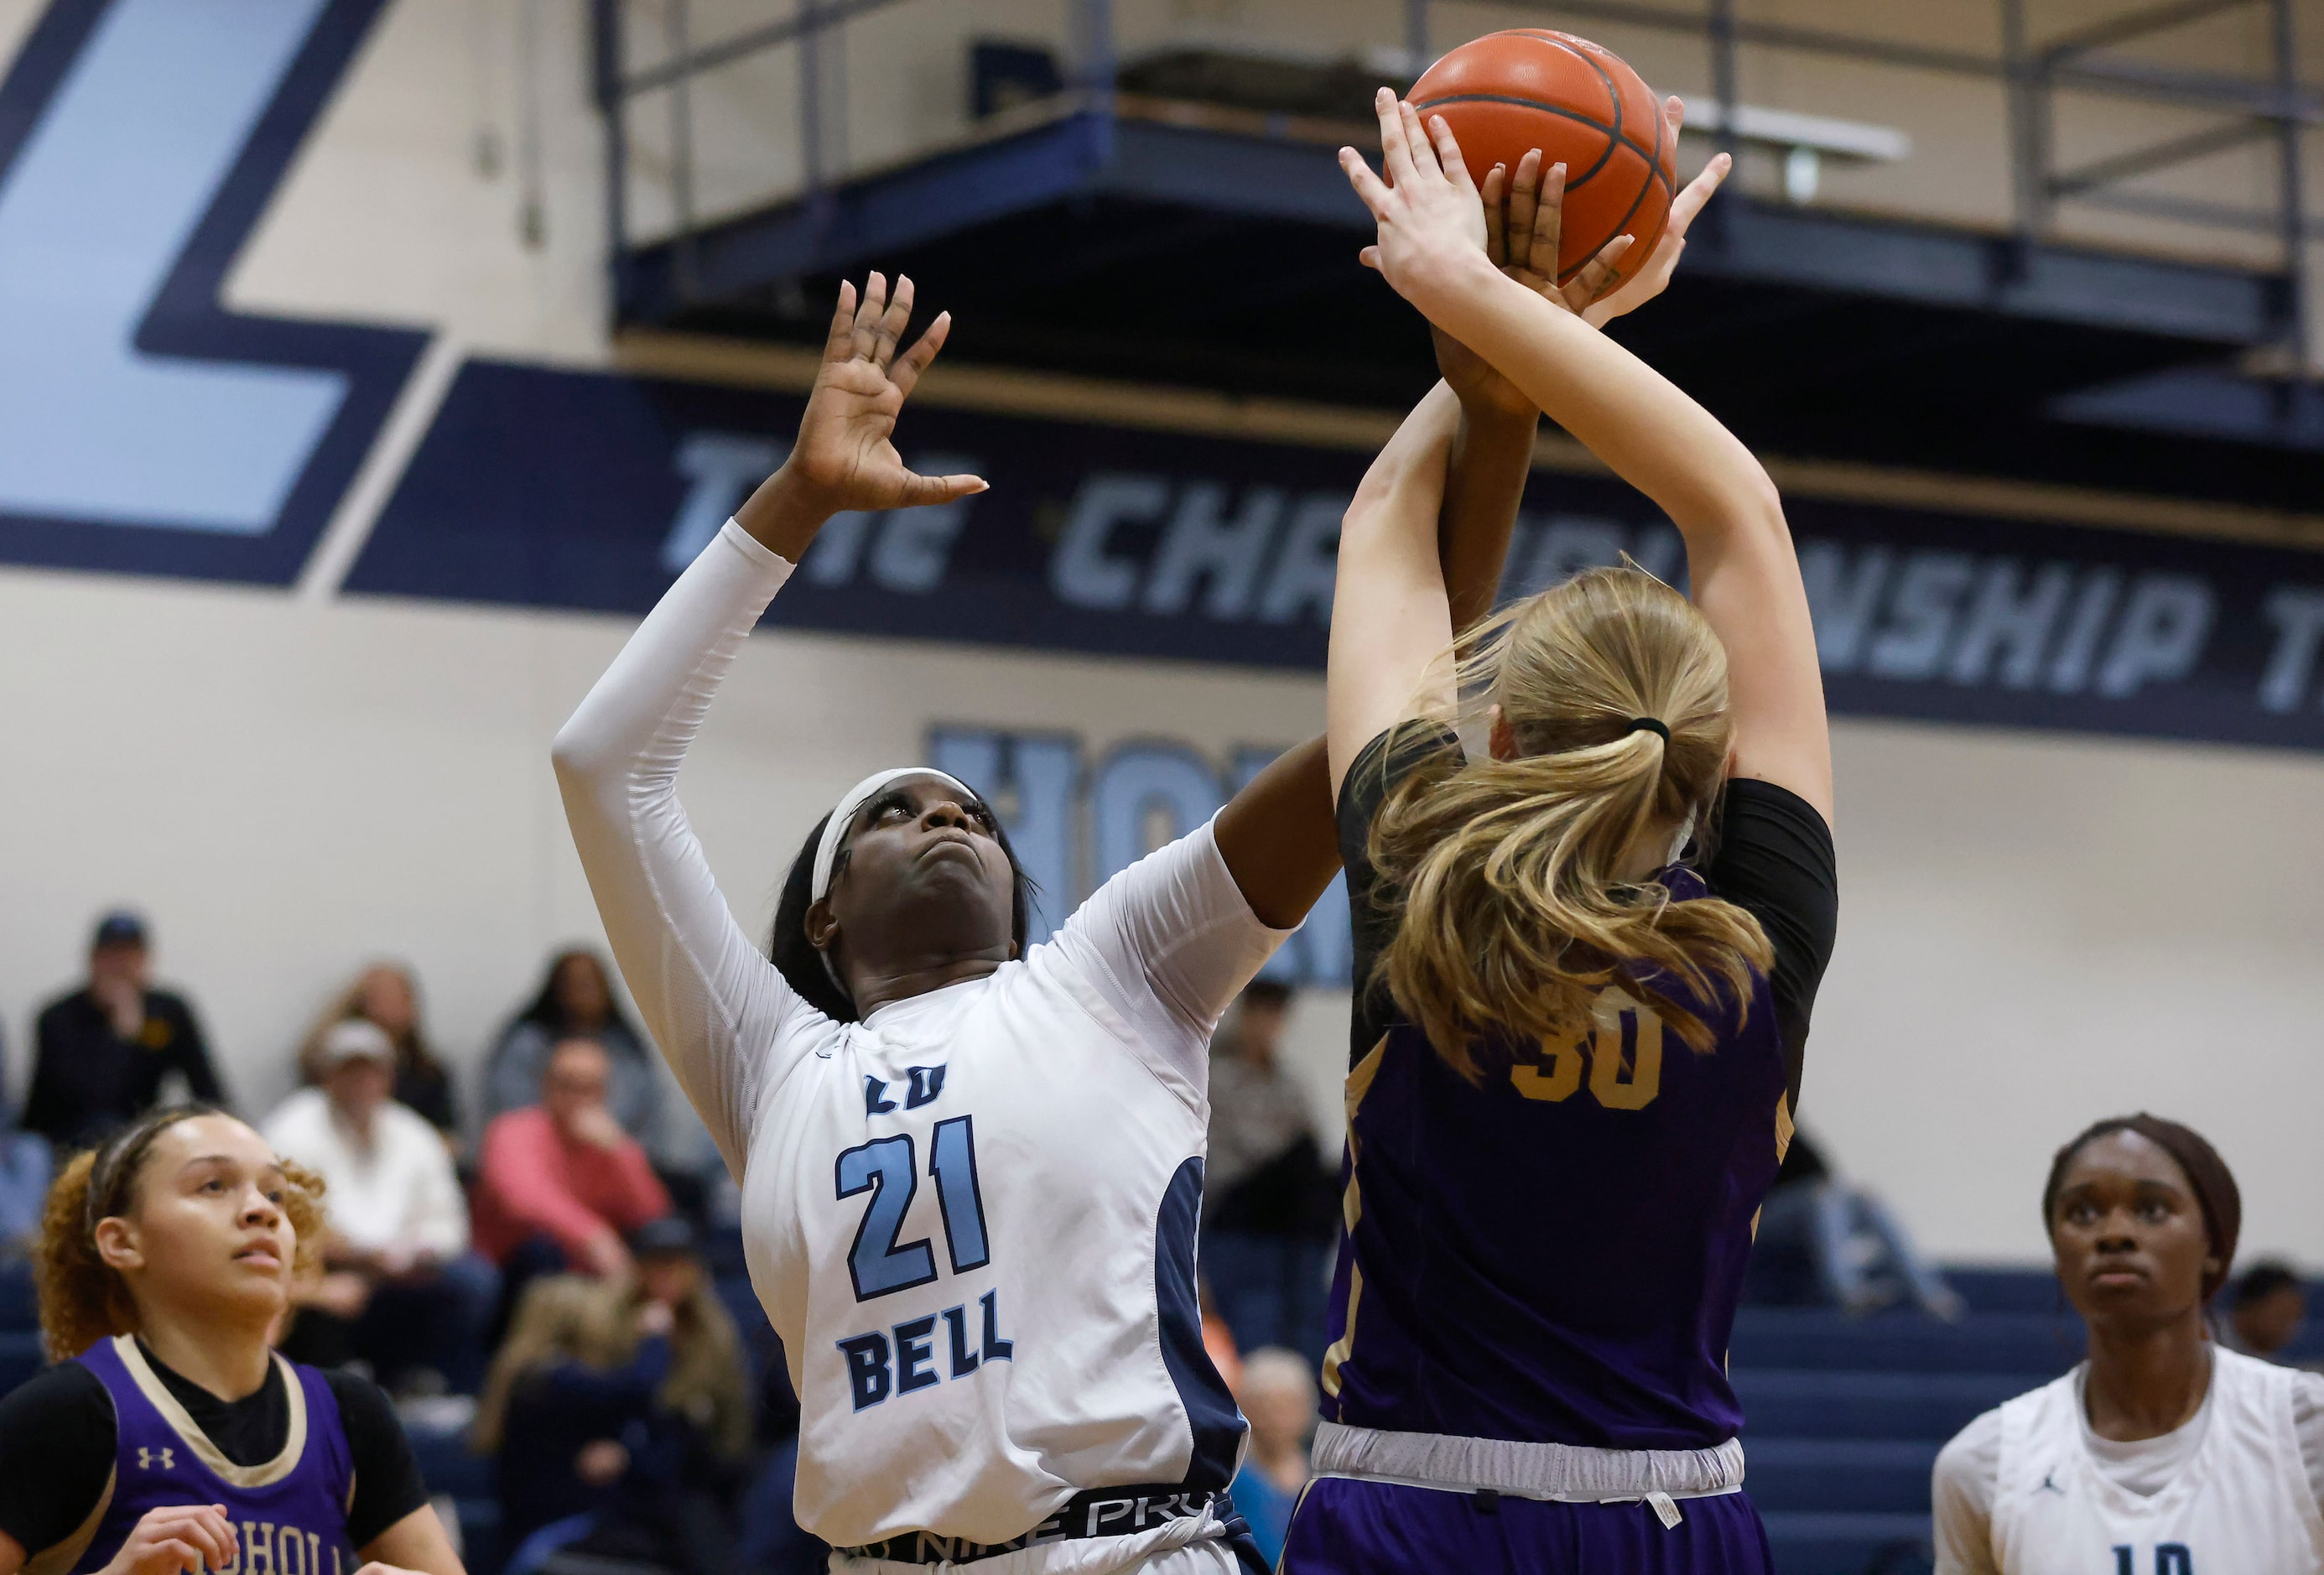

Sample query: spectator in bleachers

[482,949,661,1152]
[0,1025,51,1262]
[1228,1347,1317,1568]
[1747,1126,1963,1321]
[263,1019,492,1393]
[1201,980,1336,1366]
[23,912,227,1150]
[2223,1259,2307,1363]
[472,1037,670,1306]
[300,963,460,1140]
[474,1219,751,1575]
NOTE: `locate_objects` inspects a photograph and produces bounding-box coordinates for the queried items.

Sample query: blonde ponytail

[1367,566,1773,1082]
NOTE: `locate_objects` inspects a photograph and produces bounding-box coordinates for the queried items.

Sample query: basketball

[1408,29,1677,288]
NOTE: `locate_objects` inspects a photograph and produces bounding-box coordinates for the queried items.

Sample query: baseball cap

[317,1018,397,1070]
[91,911,148,949]
[628,1215,699,1260]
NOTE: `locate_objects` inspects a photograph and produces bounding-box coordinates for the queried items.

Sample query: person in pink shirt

[472,1037,670,1283]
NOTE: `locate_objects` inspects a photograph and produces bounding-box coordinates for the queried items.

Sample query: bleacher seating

[1732,1270,2081,1573]
[5,1260,2320,1575]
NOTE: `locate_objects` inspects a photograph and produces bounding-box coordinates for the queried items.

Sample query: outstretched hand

[736,273,985,561]
[1339,90,1494,315]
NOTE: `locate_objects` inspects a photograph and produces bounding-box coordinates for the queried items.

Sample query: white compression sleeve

[553,518,824,1177]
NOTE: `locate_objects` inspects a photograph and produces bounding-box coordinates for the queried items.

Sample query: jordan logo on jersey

[136,1447,174,1471]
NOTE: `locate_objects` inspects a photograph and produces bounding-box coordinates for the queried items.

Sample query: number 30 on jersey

[832,1114,1013,1412]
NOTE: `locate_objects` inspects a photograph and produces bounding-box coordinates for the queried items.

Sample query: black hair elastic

[1625,717,1670,743]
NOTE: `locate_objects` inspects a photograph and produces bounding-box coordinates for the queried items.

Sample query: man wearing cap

[23,911,226,1149]
[263,1019,489,1390]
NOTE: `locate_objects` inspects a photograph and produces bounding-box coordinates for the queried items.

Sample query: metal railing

[592,0,2316,355]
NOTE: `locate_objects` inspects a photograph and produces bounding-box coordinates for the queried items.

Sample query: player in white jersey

[551,273,1545,1572]
[1933,1114,2324,1575]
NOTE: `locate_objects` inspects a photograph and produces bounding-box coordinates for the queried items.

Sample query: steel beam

[2040,0,2259,62]
[2049,119,2276,195]
[621,0,914,96]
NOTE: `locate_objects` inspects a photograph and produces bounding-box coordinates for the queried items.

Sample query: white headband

[809,767,980,902]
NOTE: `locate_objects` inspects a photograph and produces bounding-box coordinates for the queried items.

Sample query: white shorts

[832,1530,1245,1575]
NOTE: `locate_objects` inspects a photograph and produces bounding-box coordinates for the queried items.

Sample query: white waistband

[1310,1421,1746,1503]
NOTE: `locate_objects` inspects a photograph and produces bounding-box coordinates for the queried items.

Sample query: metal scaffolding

[592,0,2316,359]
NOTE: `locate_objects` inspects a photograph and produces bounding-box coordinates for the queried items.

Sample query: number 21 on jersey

[832,1114,1013,1412]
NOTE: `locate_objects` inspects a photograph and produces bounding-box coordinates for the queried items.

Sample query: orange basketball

[1408,30,1676,289]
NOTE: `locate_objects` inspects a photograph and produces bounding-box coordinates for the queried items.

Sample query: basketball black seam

[1575,148,1661,282]
[1539,34,1671,278]
[1406,91,1620,187]
[1552,35,1628,190]
[1526,31,1674,188]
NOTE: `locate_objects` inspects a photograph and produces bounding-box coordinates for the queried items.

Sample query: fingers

[897,469,989,508]
[870,273,916,371]
[849,272,892,361]
[1339,146,1393,220]
[1359,243,1382,271]
[822,280,859,361]
[134,1505,237,1575]
[1398,101,1444,185]
[1506,150,1546,273]
[1662,92,1686,144]
[1373,87,1418,189]
[1531,161,1567,281]
[1562,233,1635,305]
[1422,111,1473,194]
[1481,164,1507,267]
[888,309,950,399]
[1664,151,1732,242]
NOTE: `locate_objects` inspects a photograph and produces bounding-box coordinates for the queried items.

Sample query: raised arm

[552,276,983,1169]
[1433,117,1731,634]
[1324,383,1464,798]
[1343,93,1832,822]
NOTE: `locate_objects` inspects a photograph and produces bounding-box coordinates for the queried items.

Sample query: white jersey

[1933,1347,2324,1575]
[553,522,1290,1560]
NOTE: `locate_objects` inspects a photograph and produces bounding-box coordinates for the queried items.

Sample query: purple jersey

[1323,729,1836,1452]
[70,1337,359,1575]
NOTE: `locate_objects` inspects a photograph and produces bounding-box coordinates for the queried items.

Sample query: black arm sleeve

[325,1371,431,1549]
[1336,725,1464,1068]
[20,1006,70,1147]
[0,1363,117,1558]
[164,996,226,1106]
[1702,779,1838,1110]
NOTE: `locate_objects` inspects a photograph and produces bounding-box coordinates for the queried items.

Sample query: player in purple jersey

[0,1107,460,1575]
[1276,94,1840,1573]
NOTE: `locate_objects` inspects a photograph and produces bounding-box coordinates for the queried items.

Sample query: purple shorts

[1279,1478,1774,1575]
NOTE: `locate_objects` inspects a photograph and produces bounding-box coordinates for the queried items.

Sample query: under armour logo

[137,1447,175,1471]
[2038,1472,2065,1495]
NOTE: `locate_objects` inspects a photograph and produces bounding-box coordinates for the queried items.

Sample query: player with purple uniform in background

[1278,94,1838,1573]
[0,1108,457,1575]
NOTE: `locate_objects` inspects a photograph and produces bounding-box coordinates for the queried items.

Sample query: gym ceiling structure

[591,0,2322,513]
